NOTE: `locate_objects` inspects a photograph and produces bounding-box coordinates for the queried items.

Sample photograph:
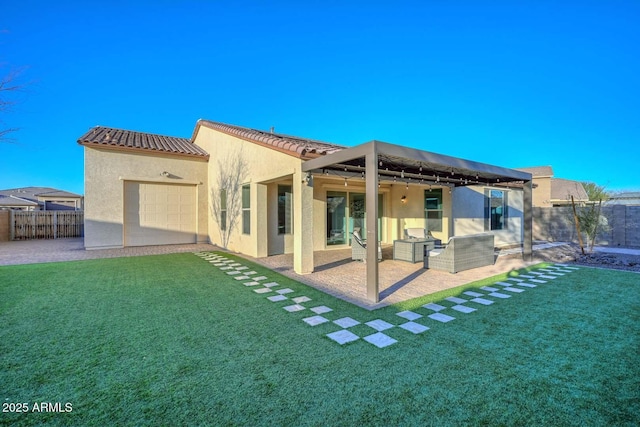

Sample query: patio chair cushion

[424,233,495,273]
[404,228,427,239]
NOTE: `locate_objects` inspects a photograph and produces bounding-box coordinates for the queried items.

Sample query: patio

[252,244,558,310]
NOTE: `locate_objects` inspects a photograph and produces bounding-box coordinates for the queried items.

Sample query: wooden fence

[10,211,84,240]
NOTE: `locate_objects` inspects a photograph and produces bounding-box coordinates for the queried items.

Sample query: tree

[210,149,248,248]
[572,181,610,253]
[0,65,26,141]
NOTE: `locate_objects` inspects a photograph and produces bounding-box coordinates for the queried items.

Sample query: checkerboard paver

[399,322,429,334]
[366,319,394,332]
[333,317,360,328]
[327,330,359,345]
[396,310,422,321]
[364,332,397,348]
[195,252,581,349]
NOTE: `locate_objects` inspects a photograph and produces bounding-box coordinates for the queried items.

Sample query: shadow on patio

[251,246,546,310]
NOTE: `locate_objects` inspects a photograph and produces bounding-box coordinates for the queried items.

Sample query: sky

[1,1,639,195]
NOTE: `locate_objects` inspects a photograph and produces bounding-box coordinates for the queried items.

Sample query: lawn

[1,253,638,426]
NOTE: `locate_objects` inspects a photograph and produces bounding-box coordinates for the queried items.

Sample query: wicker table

[393,238,441,263]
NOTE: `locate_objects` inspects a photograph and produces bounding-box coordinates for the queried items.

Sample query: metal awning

[302,140,533,303]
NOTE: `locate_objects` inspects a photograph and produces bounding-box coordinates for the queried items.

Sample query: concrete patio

[250,244,566,310]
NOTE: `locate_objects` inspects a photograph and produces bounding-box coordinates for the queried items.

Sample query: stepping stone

[463,291,484,297]
[253,276,268,281]
[502,287,524,293]
[226,271,241,275]
[507,278,524,282]
[488,292,511,299]
[293,296,311,303]
[334,317,360,328]
[515,282,537,288]
[423,303,446,312]
[363,332,397,348]
[518,274,535,279]
[529,271,545,276]
[560,266,579,270]
[283,304,306,312]
[396,310,422,321]
[276,288,294,294]
[365,319,394,331]
[234,276,249,280]
[445,297,466,304]
[243,281,260,286]
[539,275,557,280]
[470,298,494,305]
[481,286,499,292]
[327,330,359,345]
[303,315,329,326]
[495,282,512,287]
[229,263,242,267]
[311,306,333,314]
[213,263,226,266]
[235,266,249,271]
[223,260,235,264]
[267,295,288,302]
[263,282,280,288]
[451,305,476,313]
[244,271,257,275]
[428,313,455,323]
[530,279,547,284]
[220,266,233,271]
[253,288,271,294]
[399,322,430,334]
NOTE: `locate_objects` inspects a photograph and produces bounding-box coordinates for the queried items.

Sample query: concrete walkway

[0,238,219,266]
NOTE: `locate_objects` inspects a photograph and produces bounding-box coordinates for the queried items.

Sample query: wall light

[161,171,170,177]
[401,195,407,204]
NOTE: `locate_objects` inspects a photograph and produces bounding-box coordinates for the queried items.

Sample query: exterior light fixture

[401,195,407,204]
[344,178,348,187]
[161,171,170,177]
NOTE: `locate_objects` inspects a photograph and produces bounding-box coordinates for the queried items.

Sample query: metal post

[523,180,533,261]
[365,146,379,303]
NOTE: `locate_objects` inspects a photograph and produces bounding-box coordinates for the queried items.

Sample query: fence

[533,205,640,248]
[10,211,84,240]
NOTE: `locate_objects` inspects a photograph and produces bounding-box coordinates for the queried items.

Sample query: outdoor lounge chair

[423,233,495,273]
[351,230,382,262]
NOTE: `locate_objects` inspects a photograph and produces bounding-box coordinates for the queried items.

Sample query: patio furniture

[393,238,441,263]
[404,228,427,239]
[423,233,495,273]
[351,230,382,262]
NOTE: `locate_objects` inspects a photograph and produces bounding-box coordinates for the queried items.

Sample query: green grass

[1,253,638,426]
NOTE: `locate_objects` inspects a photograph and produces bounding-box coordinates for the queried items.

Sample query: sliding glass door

[326,191,383,246]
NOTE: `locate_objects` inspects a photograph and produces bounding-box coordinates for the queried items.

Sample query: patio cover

[302,140,533,303]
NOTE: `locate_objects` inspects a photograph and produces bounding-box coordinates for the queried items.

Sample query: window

[242,185,250,234]
[220,189,227,231]
[424,189,443,232]
[485,189,508,230]
[278,185,292,234]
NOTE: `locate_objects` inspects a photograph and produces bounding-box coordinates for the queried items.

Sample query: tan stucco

[192,125,301,258]
[84,147,208,249]
[532,176,552,207]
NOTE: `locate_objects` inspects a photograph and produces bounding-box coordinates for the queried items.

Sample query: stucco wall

[84,147,208,249]
[532,176,552,207]
[452,186,524,247]
[193,126,301,257]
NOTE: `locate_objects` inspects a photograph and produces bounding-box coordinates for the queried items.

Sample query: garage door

[124,182,197,246]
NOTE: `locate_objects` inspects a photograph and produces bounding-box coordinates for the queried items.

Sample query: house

[605,192,640,206]
[0,187,84,211]
[515,166,588,207]
[78,120,533,302]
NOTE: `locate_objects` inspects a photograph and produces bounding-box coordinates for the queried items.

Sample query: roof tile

[77,126,209,159]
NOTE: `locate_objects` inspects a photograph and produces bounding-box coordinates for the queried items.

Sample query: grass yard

[1,253,638,426]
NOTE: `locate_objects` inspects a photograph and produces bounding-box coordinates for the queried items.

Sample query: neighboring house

[78,120,533,302]
[606,192,640,206]
[515,166,588,207]
[0,187,84,211]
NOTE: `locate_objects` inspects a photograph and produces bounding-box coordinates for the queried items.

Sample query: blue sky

[1,1,639,195]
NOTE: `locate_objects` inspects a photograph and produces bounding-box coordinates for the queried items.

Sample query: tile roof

[0,187,83,201]
[78,126,209,159]
[515,166,554,177]
[550,178,589,201]
[195,119,344,159]
[0,195,39,207]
